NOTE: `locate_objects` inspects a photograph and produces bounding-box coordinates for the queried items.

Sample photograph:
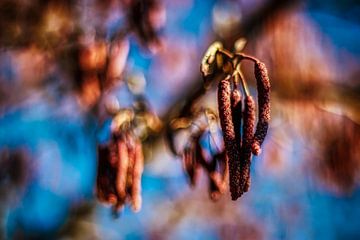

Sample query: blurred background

[1,0,360,239]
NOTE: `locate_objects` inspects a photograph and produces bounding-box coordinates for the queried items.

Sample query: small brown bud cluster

[181,128,228,201]
[96,131,144,216]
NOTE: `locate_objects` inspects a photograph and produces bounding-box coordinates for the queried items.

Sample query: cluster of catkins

[96,112,144,215]
[181,125,228,201]
[201,42,271,200]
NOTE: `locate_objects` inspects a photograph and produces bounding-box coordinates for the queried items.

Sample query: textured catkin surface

[218,78,243,200]
[253,61,271,155]
[241,96,256,192]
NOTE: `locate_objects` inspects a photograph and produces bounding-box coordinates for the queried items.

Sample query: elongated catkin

[231,89,242,149]
[131,140,144,212]
[241,96,256,192]
[218,78,243,200]
[116,137,129,203]
[252,61,270,156]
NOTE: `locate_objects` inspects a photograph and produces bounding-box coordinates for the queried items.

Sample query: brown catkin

[241,96,256,192]
[218,78,243,200]
[131,140,144,212]
[231,89,242,149]
[96,144,118,205]
[252,61,271,156]
[116,136,129,203]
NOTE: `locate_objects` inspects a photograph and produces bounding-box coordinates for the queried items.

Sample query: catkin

[116,136,129,203]
[231,89,242,149]
[131,140,144,212]
[241,96,256,192]
[218,78,243,200]
[252,61,271,155]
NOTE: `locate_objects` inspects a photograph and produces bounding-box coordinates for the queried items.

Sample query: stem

[218,49,234,59]
[235,64,249,97]
[235,53,259,63]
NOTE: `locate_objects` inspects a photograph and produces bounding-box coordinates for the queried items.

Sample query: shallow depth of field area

[1,0,360,239]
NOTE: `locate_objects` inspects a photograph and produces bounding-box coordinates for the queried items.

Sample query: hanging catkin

[218,78,243,200]
[116,135,129,204]
[241,95,256,192]
[131,140,144,212]
[252,61,271,156]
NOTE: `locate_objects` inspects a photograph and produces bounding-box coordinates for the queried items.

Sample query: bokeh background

[1,0,360,239]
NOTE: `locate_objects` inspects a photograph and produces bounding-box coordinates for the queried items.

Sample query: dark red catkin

[241,95,256,192]
[252,61,271,156]
[96,145,118,205]
[218,78,243,200]
[231,88,242,149]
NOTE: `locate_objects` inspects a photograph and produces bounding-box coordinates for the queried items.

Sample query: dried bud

[241,96,256,192]
[200,41,223,79]
[252,61,271,155]
[218,78,243,200]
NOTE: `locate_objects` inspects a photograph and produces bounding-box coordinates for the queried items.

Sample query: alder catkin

[116,136,129,203]
[231,89,242,149]
[252,61,271,156]
[218,78,243,200]
[96,145,118,204]
[241,96,256,192]
[131,140,144,212]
